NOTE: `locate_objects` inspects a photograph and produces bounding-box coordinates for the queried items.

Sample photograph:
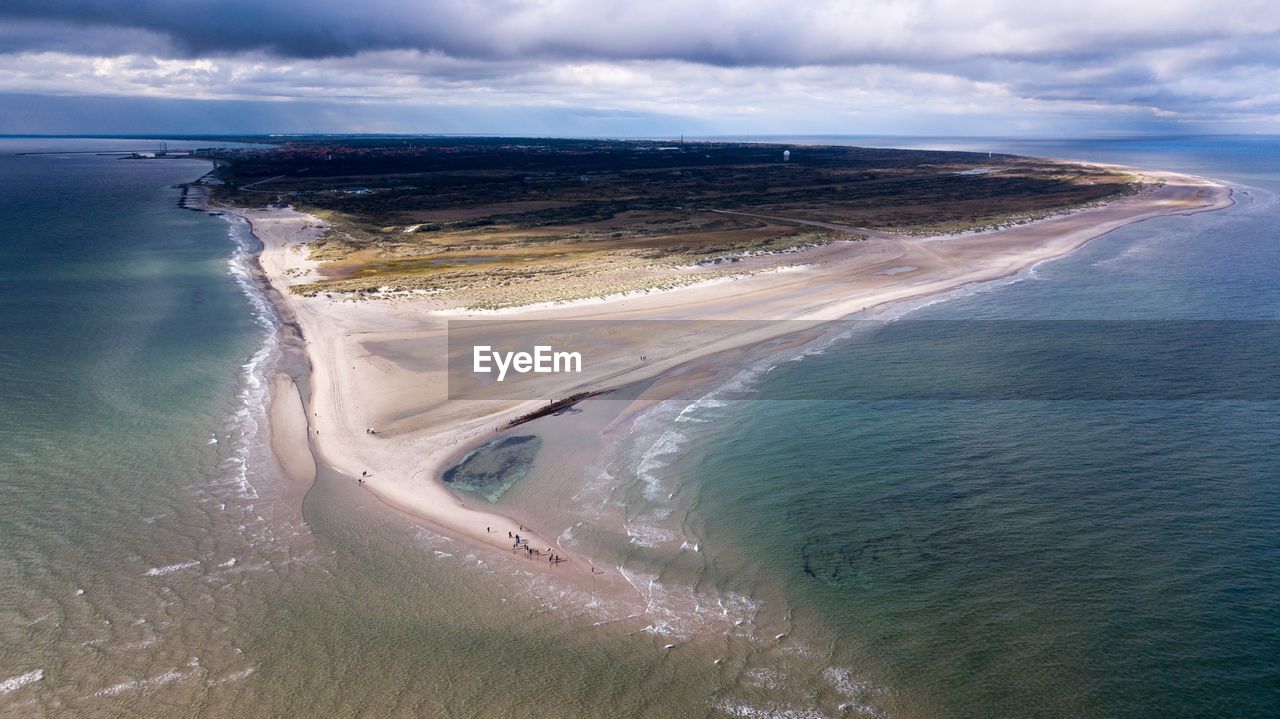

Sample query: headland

[201,138,1231,598]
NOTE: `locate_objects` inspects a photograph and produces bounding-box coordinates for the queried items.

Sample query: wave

[143,560,200,577]
[209,666,256,687]
[0,670,43,695]
[624,523,679,547]
[709,662,887,718]
[635,427,686,502]
[712,699,829,719]
[92,668,189,698]
[615,565,762,639]
[211,215,281,501]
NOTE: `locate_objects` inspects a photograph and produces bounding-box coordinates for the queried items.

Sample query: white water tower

[783,150,791,162]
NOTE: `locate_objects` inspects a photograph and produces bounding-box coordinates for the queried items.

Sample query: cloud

[2,0,1277,65]
[0,1,1277,134]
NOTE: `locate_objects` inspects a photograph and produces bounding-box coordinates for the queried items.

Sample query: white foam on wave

[674,397,726,423]
[600,383,746,554]
[625,522,678,547]
[604,398,720,556]
[569,467,620,512]
[745,667,785,690]
[143,561,200,577]
[634,427,686,501]
[92,669,188,698]
[821,666,885,716]
[616,566,761,639]
[616,566,676,635]
[556,524,577,546]
[608,392,737,531]
[615,419,692,548]
[0,670,43,694]
[712,699,828,719]
[209,666,256,686]
[213,215,282,502]
[122,638,159,651]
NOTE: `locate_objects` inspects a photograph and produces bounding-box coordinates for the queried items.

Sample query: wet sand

[268,373,316,485]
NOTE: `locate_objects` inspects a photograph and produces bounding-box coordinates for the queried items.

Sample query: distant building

[783,150,791,162]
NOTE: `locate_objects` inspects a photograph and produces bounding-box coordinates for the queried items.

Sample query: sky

[1,0,1278,137]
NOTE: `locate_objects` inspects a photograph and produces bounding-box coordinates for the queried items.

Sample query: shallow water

[443,434,543,501]
[0,138,315,714]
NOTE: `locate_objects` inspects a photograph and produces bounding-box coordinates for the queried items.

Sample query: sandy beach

[223,164,1231,589]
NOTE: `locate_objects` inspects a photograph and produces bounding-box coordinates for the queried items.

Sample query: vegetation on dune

[208,138,1138,304]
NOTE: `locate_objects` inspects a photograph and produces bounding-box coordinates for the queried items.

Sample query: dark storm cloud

[0,18,171,56]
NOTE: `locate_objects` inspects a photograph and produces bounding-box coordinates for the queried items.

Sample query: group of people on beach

[497,529,566,564]
[353,478,574,565]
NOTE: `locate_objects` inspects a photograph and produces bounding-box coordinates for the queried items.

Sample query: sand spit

[215,165,1231,595]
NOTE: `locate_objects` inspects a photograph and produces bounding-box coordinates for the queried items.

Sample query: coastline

[208,163,1233,592]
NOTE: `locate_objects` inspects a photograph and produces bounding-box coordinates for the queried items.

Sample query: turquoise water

[661,136,1280,716]
[442,435,543,501]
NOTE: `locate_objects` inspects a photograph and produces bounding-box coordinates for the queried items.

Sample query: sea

[0,135,1277,717]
